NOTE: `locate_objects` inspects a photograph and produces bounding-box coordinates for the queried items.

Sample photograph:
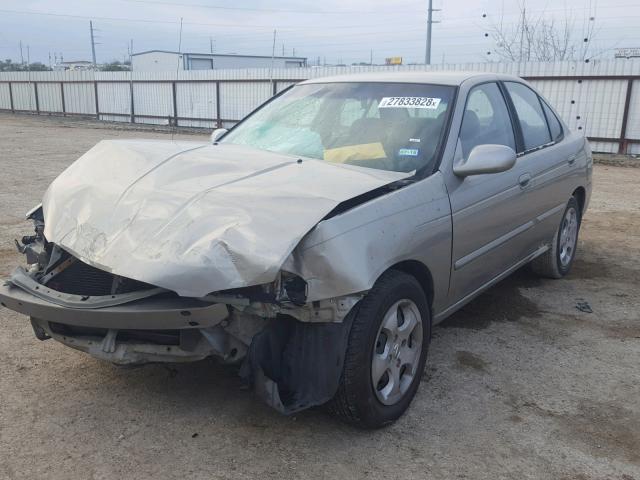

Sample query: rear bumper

[0,268,229,330]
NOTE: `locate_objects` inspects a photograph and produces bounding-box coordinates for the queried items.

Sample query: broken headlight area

[15,204,47,271]
[280,272,308,306]
[15,208,154,298]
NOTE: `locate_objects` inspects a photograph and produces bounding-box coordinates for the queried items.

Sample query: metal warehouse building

[132,50,307,71]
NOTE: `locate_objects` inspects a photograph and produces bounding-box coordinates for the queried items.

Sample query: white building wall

[132,52,184,72]
[133,51,305,71]
[200,56,304,69]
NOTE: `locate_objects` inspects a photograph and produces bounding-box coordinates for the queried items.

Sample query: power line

[123,0,421,15]
[2,7,639,31]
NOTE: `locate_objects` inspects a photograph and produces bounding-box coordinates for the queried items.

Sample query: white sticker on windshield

[378,97,441,109]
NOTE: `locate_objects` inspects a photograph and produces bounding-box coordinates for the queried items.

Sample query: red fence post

[215,80,221,128]
[34,82,40,114]
[60,82,66,115]
[8,82,14,113]
[618,78,633,155]
[94,81,100,120]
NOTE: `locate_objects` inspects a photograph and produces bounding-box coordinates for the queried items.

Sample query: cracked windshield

[223,82,455,173]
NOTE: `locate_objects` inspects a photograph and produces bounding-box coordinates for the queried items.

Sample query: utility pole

[370,49,373,65]
[424,0,440,65]
[19,41,24,65]
[127,39,134,67]
[270,30,276,90]
[90,21,97,67]
[209,36,214,54]
[292,47,296,57]
[519,8,526,61]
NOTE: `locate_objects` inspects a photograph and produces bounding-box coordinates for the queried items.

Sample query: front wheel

[328,270,431,428]
[532,196,581,278]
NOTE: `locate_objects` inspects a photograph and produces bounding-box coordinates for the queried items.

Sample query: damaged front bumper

[1,267,229,331]
[0,267,255,366]
[2,249,360,413]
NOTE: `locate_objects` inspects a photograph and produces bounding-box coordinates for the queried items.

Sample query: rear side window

[459,82,515,159]
[505,82,552,151]
[541,100,563,142]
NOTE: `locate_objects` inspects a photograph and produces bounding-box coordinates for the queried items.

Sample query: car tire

[327,270,431,429]
[531,196,582,279]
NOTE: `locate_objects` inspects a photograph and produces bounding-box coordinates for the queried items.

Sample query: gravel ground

[0,113,639,480]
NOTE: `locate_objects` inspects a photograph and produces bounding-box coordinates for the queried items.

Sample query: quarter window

[459,83,515,159]
[541,100,563,142]
[505,82,552,151]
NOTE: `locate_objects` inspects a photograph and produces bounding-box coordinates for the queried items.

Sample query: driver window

[460,83,515,159]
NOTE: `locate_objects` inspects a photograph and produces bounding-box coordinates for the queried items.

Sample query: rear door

[502,81,576,252]
[446,82,532,303]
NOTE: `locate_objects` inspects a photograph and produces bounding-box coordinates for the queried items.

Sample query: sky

[0,0,638,66]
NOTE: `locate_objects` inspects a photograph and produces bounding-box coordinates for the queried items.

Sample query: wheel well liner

[572,187,586,215]
[388,260,434,308]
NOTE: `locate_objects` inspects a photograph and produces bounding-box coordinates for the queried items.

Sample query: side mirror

[210,128,228,144]
[453,144,517,177]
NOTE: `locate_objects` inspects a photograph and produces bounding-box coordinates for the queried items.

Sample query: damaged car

[1,72,592,428]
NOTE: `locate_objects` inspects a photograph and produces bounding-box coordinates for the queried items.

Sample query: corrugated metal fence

[1,59,639,154]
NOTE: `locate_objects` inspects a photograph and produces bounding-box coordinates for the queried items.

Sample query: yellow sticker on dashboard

[324,142,387,163]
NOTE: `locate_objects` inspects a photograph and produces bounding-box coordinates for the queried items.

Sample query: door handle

[567,154,577,165]
[518,173,531,188]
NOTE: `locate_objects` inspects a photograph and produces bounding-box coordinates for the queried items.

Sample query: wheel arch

[386,260,434,311]
[572,186,586,216]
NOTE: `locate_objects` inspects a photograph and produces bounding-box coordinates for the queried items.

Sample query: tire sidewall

[555,197,581,276]
[352,272,431,427]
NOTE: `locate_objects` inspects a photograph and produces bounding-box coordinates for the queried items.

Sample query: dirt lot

[0,113,638,480]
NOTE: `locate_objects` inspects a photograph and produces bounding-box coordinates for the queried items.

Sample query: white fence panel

[0,84,10,109]
[219,81,271,123]
[37,83,63,112]
[133,82,172,125]
[625,80,640,141]
[97,82,131,123]
[63,83,95,115]
[176,82,217,128]
[12,83,36,111]
[578,80,627,140]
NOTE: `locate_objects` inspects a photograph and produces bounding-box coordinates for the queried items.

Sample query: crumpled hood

[43,139,409,297]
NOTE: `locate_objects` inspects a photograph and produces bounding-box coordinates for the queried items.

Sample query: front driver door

[445,81,532,304]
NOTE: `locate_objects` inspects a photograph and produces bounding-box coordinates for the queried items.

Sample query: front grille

[45,257,152,296]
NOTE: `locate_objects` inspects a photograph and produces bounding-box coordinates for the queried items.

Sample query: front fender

[282,172,452,314]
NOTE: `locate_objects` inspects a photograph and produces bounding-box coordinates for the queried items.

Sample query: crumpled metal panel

[283,172,452,313]
[283,173,452,310]
[42,140,409,297]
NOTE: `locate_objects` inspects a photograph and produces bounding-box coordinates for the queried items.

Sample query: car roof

[300,71,523,86]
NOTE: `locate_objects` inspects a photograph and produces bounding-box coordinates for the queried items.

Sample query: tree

[0,59,52,71]
[100,60,131,71]
[488,6,600,62]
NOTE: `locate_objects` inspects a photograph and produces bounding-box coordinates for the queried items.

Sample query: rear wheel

[328,270,430,428]
[532,196,581,278]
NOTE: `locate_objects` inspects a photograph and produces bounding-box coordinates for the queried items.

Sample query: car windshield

[222,82,455,173]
